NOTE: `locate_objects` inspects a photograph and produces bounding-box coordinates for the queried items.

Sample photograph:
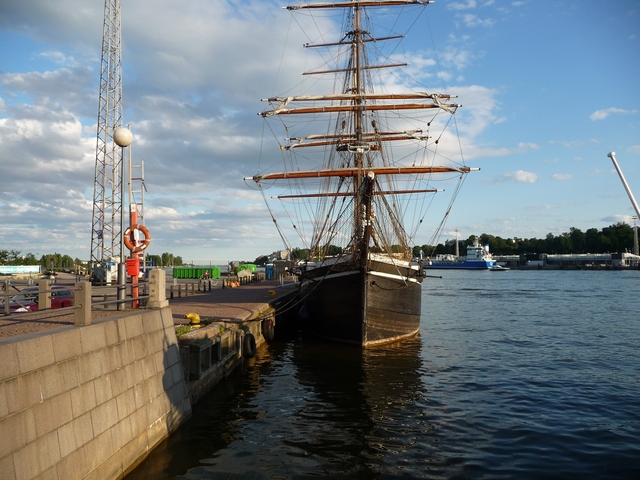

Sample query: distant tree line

[145,252,184,267]
[413,222,636,257]
[250,223,637,264]
[0,250,83,270]
[0,249,184,269]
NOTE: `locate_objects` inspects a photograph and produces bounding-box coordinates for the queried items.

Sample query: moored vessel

[426,239,497,270]
[246,0,478,346]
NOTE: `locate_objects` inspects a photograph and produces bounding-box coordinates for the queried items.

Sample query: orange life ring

[124,224,151,253]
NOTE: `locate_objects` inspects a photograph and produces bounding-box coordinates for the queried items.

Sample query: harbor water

[127,270,640,479]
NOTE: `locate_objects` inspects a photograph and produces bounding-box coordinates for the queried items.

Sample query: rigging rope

[258,185,294,254]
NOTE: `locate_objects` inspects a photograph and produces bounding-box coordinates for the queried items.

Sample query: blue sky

[0,0,638,264]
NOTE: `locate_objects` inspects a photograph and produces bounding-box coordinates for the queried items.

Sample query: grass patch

[175,325,194,337]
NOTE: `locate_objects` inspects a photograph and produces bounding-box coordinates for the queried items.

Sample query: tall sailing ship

[246,0,478,347]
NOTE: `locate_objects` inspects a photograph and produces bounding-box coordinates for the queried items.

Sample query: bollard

[38,279,51,310]
[170,285,174,299]
[178,284,182,298]
[147,269,169,308]
[74,282,91,326]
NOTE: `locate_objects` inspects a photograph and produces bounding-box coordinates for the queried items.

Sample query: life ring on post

[124,224,151,253]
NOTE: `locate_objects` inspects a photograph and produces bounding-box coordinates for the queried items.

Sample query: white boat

[426,239,497,270]
[490,265,510,272]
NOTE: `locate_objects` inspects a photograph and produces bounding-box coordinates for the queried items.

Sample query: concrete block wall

[0,307,192,480]
[178,316,270,404]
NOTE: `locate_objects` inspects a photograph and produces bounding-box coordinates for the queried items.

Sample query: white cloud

[451,84,501,138]
[449,1,478,10]
[461,14,496,27]
[440,43,475,72]
[549,140,583,148]
[518,142,540,150]
[589,107,637,121]
[38,51,77,67]
[499,170,539,183]
[627,145,640,155]
[603,214,636,225]
[551,174,573,181]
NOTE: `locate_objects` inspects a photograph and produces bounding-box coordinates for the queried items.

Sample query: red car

[1,300,39,315]
[11,286,75,310]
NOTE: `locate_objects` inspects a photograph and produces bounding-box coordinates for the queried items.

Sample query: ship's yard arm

[246,166,479,183]
[286,1,434,10]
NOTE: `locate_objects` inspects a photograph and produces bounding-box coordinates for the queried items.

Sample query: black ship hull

[297,258,422,347]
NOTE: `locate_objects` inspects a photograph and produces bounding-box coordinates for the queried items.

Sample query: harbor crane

[608,152,640,255]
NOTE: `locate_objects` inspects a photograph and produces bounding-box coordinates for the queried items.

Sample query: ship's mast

[352,3,370,260]
[258,0,450,261]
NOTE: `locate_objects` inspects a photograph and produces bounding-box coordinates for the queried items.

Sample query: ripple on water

[127,271,640,480]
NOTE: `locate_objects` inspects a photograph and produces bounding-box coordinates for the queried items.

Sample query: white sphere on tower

[114,127,133,147]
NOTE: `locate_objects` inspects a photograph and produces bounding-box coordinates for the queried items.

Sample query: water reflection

[282,337,427,478]
[126,334,428,479]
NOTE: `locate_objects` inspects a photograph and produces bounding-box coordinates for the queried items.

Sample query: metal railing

[0,269,168,326]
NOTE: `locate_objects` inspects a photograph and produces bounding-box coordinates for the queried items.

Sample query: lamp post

[114,127,133,310]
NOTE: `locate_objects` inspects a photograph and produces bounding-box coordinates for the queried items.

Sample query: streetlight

[114,127,133,311]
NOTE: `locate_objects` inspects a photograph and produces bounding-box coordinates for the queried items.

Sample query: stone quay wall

[0,305,192,480]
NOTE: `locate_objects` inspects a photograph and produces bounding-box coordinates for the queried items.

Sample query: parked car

[11,286,75,309]
[0,300,39,315]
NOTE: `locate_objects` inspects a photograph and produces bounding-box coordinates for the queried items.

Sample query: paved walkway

[167,279,298,324]
[0,274,299,339]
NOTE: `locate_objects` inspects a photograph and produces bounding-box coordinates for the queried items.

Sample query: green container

[237,264,257,273]
[172,266,222,279]
[173,267,184,278]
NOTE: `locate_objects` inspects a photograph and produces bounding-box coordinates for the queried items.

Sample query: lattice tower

[90,0,123,267]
